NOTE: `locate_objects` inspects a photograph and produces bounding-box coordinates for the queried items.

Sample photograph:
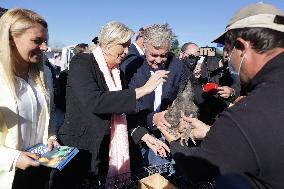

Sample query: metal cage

[82,162,215,189]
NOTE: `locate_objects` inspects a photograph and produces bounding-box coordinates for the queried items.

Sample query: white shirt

[133,42,144,56]
[15,76,46,150]
[150,71,163,112]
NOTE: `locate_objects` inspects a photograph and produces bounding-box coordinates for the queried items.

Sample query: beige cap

[212,3,284,44]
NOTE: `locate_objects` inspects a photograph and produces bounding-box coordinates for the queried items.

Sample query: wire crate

[82,162,215,189]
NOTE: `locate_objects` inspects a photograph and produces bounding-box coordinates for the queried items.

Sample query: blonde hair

[98,21,134,47]
[0,8,48,96]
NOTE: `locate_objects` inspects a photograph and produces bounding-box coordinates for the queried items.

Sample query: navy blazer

[128,43,140,56]
[123,53,188,142]
[120,44,140,71]
[120,43,144,87]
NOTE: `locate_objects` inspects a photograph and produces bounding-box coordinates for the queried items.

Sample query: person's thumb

[24,152,40,160]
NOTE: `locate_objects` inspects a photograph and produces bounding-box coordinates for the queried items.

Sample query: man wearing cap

[157,3,284,188]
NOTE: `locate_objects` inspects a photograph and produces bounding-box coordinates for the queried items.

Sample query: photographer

[197,49,241,124]
[178,42,240,124]
[179,42,200,75]
[201,47,241,99]
[178,42,206,109]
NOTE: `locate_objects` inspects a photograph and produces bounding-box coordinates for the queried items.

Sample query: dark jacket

[58,53,136,177]
[120,43,144,86]
[128,43,141,56]
[197,56,241,124]
[170,52,284,189]
[54,70,68,112]
[123,53,188,143]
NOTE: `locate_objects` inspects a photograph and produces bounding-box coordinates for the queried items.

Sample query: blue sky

[2,0,284,48]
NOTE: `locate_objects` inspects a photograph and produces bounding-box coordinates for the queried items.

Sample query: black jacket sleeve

[130,126,149,144]
[69,53,136,114]
[170,110,259,182]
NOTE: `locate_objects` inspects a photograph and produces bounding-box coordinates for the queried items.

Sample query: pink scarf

[92,46,130,177]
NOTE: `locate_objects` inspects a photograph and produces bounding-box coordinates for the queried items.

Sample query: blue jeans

[141,146,175,176]
[147,147,173,165]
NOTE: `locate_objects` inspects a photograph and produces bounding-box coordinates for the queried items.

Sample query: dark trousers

[12,165,51,189]
[214,174,258,189]
[51,134,112,189]
[48,149,102,189]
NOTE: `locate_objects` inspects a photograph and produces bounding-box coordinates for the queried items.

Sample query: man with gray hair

[123,24,188,168]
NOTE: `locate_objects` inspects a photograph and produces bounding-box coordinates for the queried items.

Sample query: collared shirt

[150,70,163,112]
[15,76,46,150]
[133,42,144,56]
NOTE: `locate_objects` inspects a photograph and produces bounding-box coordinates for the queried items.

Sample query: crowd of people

[1,2,284,189]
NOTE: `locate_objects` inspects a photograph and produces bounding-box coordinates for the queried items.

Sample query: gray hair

[98,21,134,47]
[143,24,172,48]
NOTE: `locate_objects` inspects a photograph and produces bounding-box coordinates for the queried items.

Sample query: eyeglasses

[182,51,199,57]
[182,52,199,60]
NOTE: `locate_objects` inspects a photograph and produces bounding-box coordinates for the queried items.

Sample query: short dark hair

[74,43,89,54]
[92,37,99,44]
[224,28,284,53]
[135,27,145,41]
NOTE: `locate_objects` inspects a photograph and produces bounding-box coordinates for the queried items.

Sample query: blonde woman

[0,8,59,189]
[55,21,169,188]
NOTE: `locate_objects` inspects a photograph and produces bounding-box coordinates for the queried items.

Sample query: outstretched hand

[153,110,171,128]
[156,124,181,144]
[217,86,234,99]
[180,116,210,140]
[141,134,170,157]
[143,70,169,94]
[135,70,170,99]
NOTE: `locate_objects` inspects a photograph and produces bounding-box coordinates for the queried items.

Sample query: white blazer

[0,73,52,189]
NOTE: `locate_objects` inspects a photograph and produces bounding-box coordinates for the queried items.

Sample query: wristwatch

[230,88,236,97]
